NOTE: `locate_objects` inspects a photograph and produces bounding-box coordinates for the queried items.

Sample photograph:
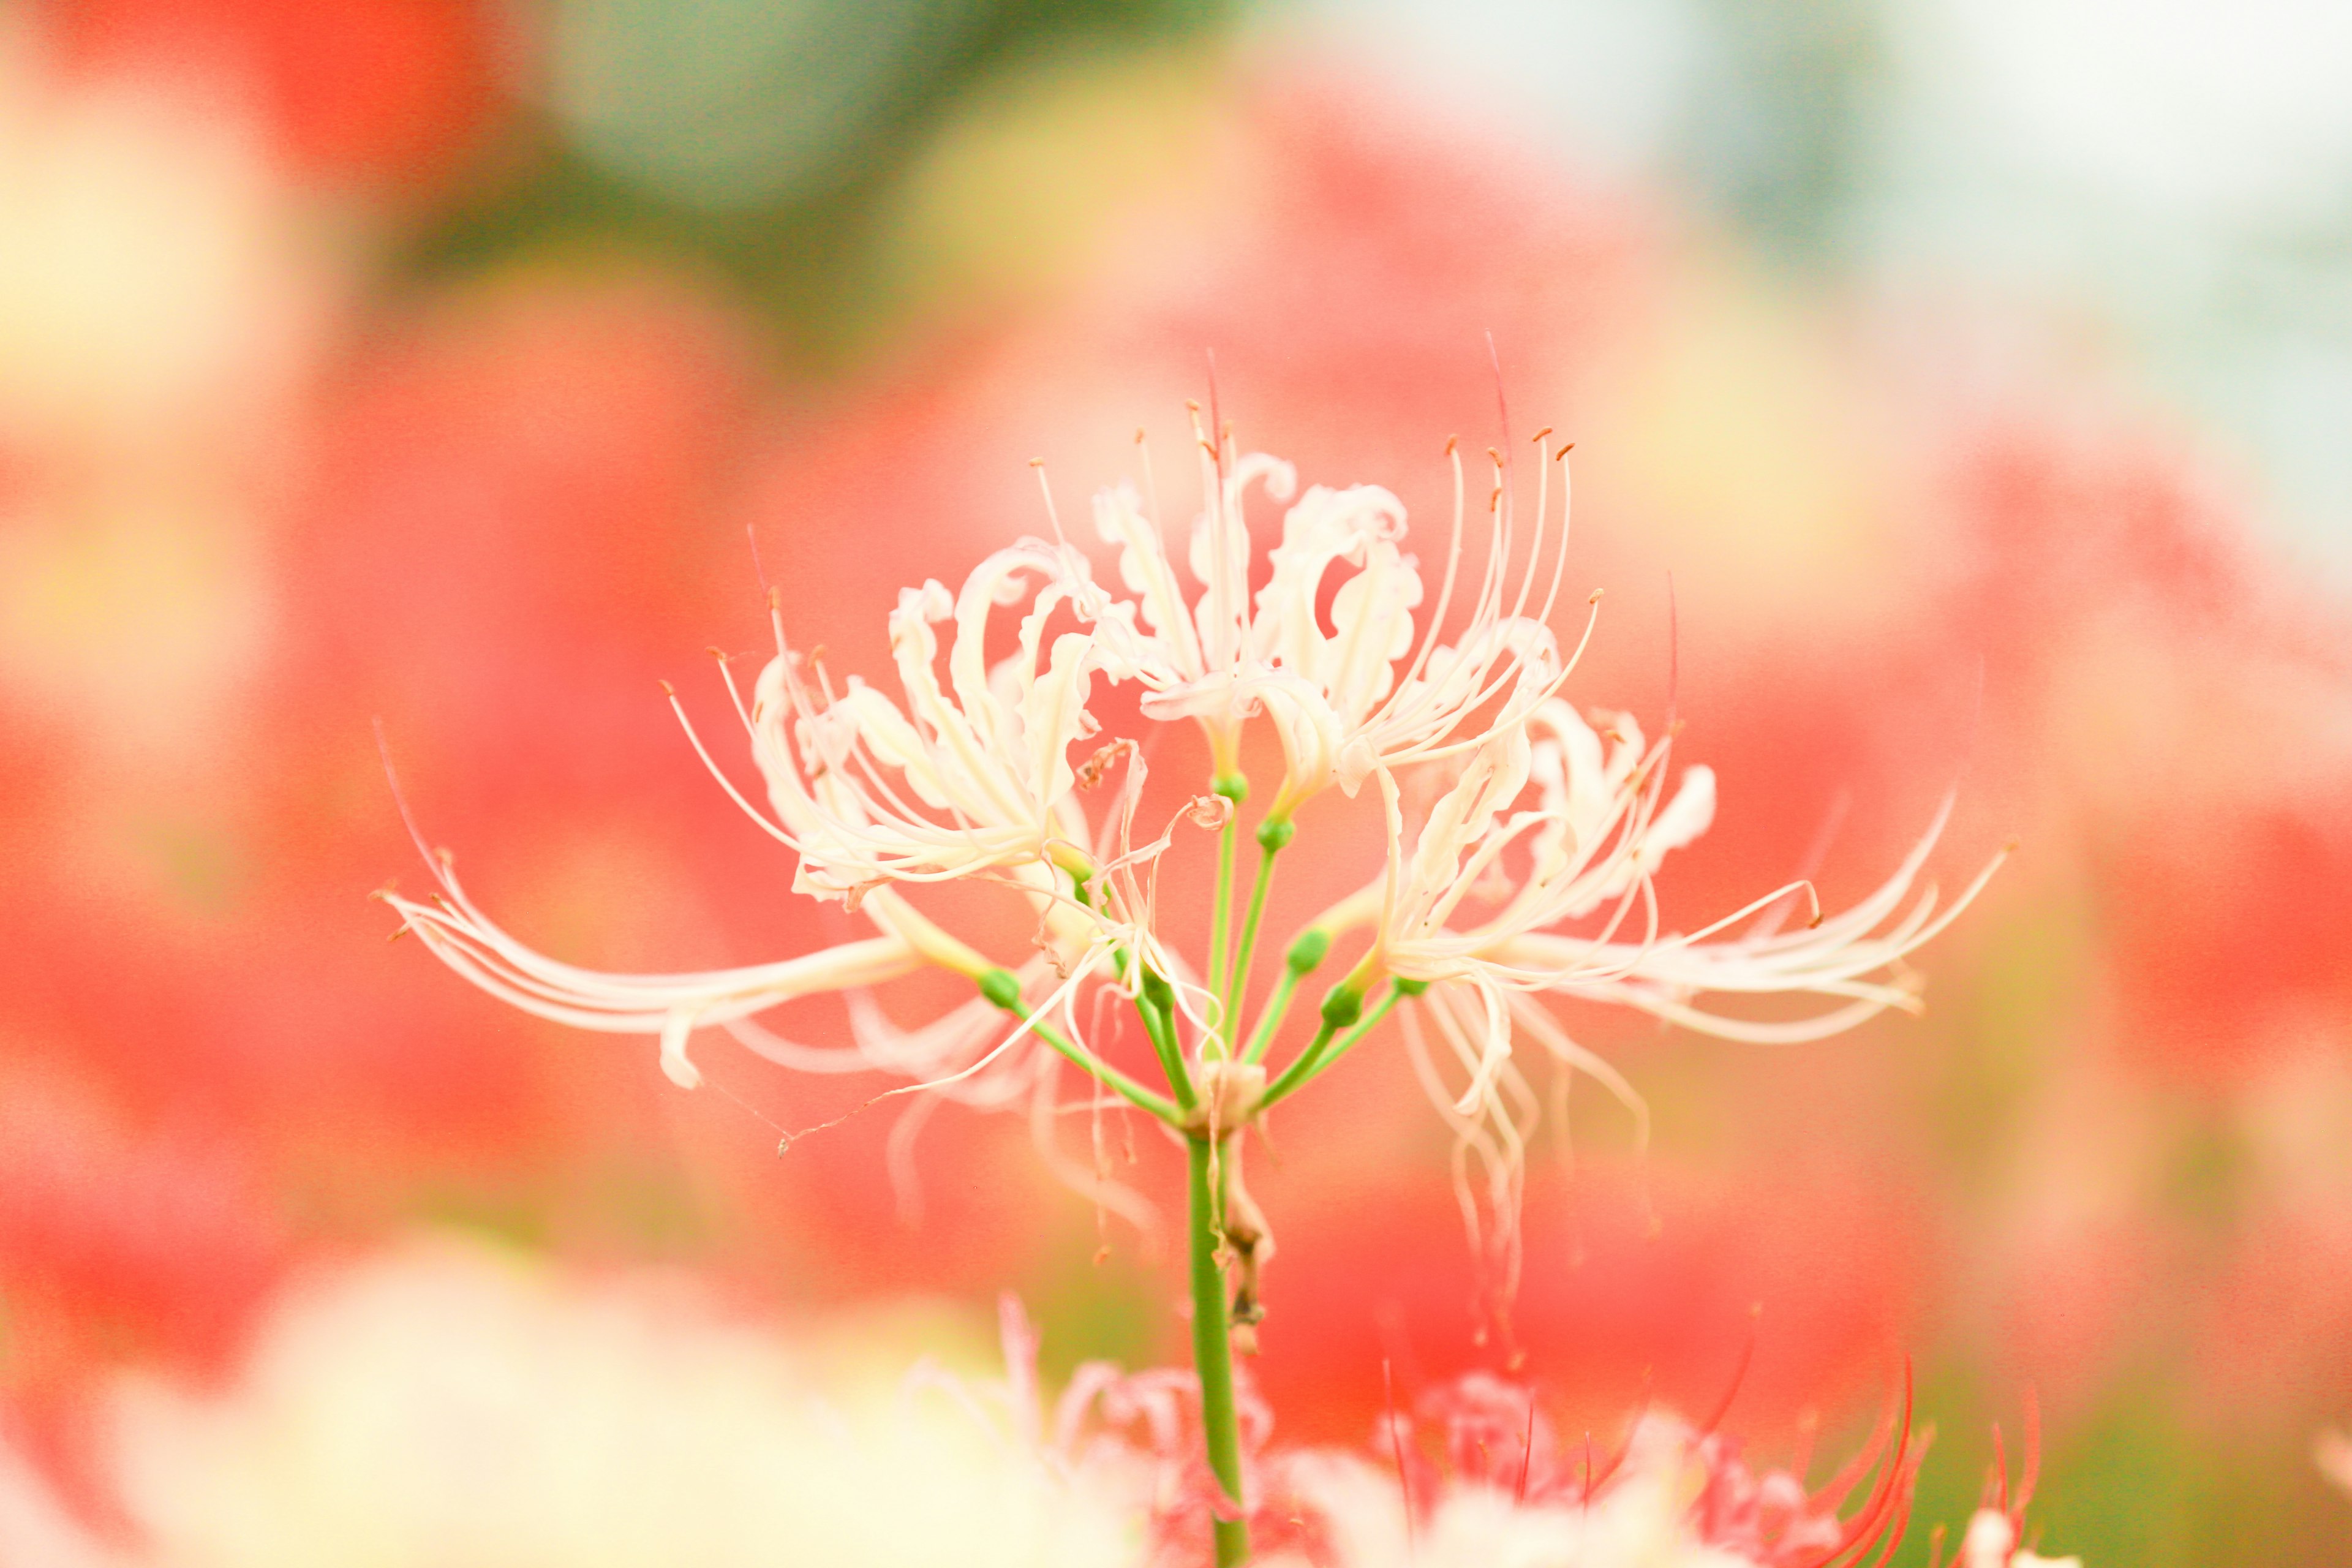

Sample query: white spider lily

[1313,701,2005,1318]
[1370,699,2003,1091]
[1086,426,1581,818]
[377,407,2010,1568]
[737,537,1112,902]
[1308,700,2002,1311]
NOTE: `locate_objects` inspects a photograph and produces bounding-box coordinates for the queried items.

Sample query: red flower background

[1,3,2348,1561]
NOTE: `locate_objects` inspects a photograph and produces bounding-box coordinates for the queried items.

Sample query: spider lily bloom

[380,412,2000,1568]
[1254,698,2004,1309]
[739,535,1117,903]
[1087,424,1580,822]
[1030,1351,1928,1568]
[1357,696,2005,1095]
[378,524,1183,1096]
[1268,1380,1924,1568]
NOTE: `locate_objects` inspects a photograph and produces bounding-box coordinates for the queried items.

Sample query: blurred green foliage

[410,0,1227,368]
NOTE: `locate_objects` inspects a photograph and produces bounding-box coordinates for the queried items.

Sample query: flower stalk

[1187,1131,1251,1568]
[382,419,2005,1568]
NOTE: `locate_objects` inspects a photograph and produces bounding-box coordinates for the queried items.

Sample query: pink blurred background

[1,1,2348,1560]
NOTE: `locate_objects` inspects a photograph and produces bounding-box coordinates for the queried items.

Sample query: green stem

[1257,1016,1346,1111]
[1188,1134,1251,1567]
[1242,925,1329,1065]
[1205,786,1243,1058]
[1240,968,1299,1065]
[1135,968,1199,1115]
[979,970,1181,1124]
[1257,981,1413,1112]
[1222,823,1291,1049]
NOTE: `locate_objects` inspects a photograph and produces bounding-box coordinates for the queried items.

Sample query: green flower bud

[1139,967,1175,1012]
[1319,983,1364,1031]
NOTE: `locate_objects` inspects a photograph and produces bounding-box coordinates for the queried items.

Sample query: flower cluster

[1014,1302,1928,1568]
[383,409,2001,1259]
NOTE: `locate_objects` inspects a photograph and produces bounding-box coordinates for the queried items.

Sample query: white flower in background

[0,1242,2022,1568]
[2316,1425,2352,1500]
[1959,1507,2082,1568]
[0,1240,1144,1568]
[0,29,337,775]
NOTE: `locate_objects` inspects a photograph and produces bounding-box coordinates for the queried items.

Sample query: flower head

[380,408,2000,1284]
[744,536,1112,903]
[1087,420,1576,820]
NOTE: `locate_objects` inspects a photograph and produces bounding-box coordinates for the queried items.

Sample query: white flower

[2315,1424,2352,1500]
[1087,423,1577,818]
[380,413,1999,1259]
[1364,696,2000,1099]
[1277,697,2004,1301]
[0,1240,1146,1568]
[741,537,1112,902]
[1960,1507,2082,1568]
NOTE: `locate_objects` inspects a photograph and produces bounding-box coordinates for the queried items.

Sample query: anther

[1531,426,1553,443]
[1445,434,1458,456]
[1555,442,1575,462]
[659,679,676,697]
